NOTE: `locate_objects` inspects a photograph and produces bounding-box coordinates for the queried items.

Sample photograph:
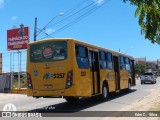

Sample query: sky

[0,0,159,72]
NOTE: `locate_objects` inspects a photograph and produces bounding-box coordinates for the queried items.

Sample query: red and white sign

[43,47,53,59]
[7,26,29,50]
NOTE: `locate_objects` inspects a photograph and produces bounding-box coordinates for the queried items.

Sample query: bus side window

[120,56,126,70]
[99,51,107,69]
[75,45,89,69]
[106,53,113,70]
[125,57,131,71]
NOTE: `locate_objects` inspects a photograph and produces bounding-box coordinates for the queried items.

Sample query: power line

[37,0,90,38]
[36,14,63,37]
[64,0,90,15]
[44,6,98,38]
[48,1,96,28]
[36,27,53,38]
[41,0,110,39]
[40,1,98,39]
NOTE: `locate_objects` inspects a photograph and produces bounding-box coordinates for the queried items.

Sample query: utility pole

[10,53,13,89]
[145,57,147,72]
[34,17,37,41]
[157,59,160,70]
[18,50,21,89]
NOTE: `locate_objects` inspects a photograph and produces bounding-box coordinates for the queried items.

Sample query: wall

[0,75,11,93]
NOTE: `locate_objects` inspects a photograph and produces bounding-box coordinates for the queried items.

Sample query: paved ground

[0,77,160,120]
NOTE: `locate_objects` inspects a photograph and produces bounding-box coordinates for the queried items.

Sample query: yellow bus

[27,38,135,102]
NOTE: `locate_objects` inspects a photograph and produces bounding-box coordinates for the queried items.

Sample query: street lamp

[124,47,134,54]
[59,13,64,16]
[34,12,64,41]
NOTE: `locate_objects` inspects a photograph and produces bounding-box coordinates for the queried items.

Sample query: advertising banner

[7,25,29,50]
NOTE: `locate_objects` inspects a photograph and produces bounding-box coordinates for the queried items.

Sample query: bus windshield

[30,41,67,62]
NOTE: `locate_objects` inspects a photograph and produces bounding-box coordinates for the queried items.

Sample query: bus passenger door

[130,60,136,86]
[113,56,120,90]
[89,51,100,95]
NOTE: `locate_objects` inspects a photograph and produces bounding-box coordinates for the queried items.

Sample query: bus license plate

[44,84,53,89]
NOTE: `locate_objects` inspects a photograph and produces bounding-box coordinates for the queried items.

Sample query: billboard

[7,25,29,50]
[0,53,2,74]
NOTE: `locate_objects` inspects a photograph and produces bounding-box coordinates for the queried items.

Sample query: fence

[2,50,27,73]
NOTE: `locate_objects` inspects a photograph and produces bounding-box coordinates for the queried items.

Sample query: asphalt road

[0,77,160,119]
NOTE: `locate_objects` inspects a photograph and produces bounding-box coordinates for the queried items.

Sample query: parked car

[141,72,156,84]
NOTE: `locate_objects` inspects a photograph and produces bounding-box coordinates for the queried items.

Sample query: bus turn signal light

[66,70,73,88]
[27,73,33,89]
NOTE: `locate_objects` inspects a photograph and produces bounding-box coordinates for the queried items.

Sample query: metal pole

[10,53,13,89]
[34,17,37,41]
[18,50,20,89]
[20,51,21,73]
[145,57,147,72]
[157,59,160,70]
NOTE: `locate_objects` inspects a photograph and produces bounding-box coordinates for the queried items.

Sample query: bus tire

[127,80,131,92]
[102,83,109,101]
[65,97,79,103]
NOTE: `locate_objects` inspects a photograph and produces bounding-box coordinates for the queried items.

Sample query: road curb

[9,88,26,94]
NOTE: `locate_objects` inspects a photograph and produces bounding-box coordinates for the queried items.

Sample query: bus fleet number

[81,71,86,76]
[43,73,65,79]
[53,73,65,78]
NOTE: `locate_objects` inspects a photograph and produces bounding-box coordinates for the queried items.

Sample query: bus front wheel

[102,83,109,101]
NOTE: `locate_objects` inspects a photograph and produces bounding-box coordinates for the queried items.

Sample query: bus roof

[28,38,134,60]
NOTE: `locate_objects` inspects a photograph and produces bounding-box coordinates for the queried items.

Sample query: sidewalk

[103,85,160,120]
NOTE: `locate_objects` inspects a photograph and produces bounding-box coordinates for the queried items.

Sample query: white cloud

[45,28,56,35]
[11,16,18,20]
[0,0,4,8]
[95,0,106,6]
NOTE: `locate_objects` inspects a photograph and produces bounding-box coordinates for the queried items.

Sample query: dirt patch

[122,89,160,111]
[103,87,160,120]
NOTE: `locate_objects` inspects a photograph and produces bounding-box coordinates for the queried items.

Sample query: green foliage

[134,64,139,74]
[123,0,160,44]
[139,64,145,74]
[12,74,26,88]
[134,64,145,74]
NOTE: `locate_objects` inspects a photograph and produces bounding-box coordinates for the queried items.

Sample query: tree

[123,0,160,44]
[134,63,145,74]
[139,64,145,74]
[134,64,139,74]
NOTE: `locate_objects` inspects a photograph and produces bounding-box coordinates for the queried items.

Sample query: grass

[12,75,27,88]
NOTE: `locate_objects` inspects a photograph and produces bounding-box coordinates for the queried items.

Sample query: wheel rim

[103,86,107,98]
[128,82,131,90]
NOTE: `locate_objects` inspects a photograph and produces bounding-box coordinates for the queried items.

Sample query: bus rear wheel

[127,81,131,92]
[65,97,79,103]
[128,82,131,90]
[102,83,109,101]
